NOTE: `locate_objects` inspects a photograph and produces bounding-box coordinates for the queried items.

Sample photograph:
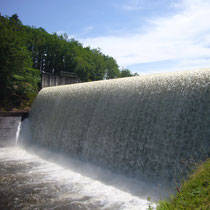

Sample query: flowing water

[0,146,156,209]
[20,69,210,184]
[15,121,21,144]
[1,69,209,209]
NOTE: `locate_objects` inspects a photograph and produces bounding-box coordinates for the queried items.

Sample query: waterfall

[15,121,21,145]
[20,69,210,186]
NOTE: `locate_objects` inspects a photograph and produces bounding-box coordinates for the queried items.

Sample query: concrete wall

[0,117,21,146]
[41,73,81,89]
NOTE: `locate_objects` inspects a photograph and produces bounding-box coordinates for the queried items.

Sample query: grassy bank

[156,158,210,210]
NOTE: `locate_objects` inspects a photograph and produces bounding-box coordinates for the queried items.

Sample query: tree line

[0,14,136,109]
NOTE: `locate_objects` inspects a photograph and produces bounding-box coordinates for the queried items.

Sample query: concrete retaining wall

[0,117,21,146]
[0,112,28,146]
[41,73,81,89]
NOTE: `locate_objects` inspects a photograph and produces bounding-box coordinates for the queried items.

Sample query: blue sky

[1,0,210,74]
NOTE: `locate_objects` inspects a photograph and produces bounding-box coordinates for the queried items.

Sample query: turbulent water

[0,146,158,209]
[20,69,210,188]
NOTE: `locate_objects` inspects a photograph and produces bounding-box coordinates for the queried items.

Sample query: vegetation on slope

[157,158,210,210]
[0,14,136,110]
[0,14,40,110]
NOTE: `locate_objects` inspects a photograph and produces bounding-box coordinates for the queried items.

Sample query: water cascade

[15,121,21,144]
[20,69,210,187]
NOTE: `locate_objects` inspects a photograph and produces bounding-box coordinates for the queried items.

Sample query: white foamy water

[15,121,21,144]
[0,146,157,210]
[21,68,210,186]
[13,69,210,209]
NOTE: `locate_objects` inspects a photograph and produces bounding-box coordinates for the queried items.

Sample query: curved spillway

[20,69,210,186]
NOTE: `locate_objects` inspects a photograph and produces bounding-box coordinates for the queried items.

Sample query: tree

[104,56,120,79]
[0,14,40,108]
[0,14,137,109]
[120,68,133,77]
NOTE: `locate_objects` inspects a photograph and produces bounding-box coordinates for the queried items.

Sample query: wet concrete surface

[0,117,21,146]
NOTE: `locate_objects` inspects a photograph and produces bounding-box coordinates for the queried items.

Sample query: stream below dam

[0,146,159,210]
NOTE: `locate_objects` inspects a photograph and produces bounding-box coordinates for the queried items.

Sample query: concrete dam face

[20,69,210,187]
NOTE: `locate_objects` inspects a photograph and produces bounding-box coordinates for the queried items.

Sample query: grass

[156,158,210,210]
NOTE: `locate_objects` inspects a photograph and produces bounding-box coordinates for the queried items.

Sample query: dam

[20,68,210,183]
[1,69,210,209]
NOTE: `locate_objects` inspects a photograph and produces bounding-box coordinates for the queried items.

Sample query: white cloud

[83,26,94,35]
[59,26,93,41]
[122,0,143,11]
[56,31,76,40]
[80,0,210,72]
[56,31,65,35]
[172,0,209,9]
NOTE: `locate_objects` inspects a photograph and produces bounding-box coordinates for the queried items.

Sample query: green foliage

[120,68,133,77]
[157,159,210,210]
[0,14,39,109]
[0,14,138,110]
[146,197,156,210]
[22,27,123,82]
